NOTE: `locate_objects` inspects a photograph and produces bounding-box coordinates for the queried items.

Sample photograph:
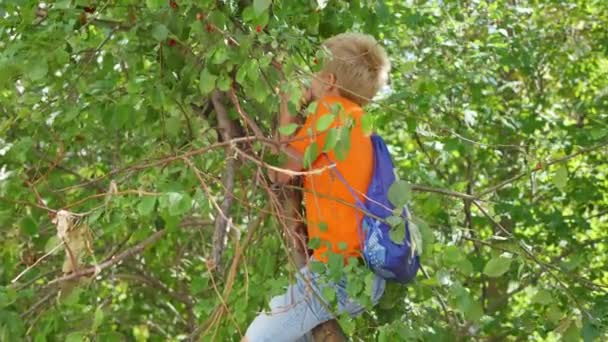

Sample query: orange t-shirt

[290,96,373,262]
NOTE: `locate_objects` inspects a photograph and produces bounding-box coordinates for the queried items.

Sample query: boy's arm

[271,89,311,184]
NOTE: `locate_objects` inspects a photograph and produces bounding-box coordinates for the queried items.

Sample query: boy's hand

[279,86,313,136]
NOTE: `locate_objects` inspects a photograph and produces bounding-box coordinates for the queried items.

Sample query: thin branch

[47,229,166,285]
[228,87,265,138]
[477,139,608,198]
[56,136,262,193]
[472,201,592,316]
[0,196,56,213]
[11,242,64,284]
[115,271,193,307]
[411,184,476,200]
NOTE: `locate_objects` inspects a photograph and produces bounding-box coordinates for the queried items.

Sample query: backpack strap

[321,154,365,208]
[321,153,368,257]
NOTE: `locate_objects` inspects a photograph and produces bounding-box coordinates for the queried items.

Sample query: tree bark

[209,91,241,270]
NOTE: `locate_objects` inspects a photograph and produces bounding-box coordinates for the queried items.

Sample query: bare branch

[478,139,608,198]
[411,184,476,200]
[228,87,265,138]
[47,230,166,285]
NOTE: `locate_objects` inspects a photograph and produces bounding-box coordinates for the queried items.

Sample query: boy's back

[290,95,373,262]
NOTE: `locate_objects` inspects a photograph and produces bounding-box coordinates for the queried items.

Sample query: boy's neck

[321,89,342,98]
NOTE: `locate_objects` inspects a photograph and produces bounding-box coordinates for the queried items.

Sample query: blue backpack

[328,134,420,284]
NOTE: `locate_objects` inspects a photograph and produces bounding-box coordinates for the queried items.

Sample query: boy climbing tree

[243,32,393,342]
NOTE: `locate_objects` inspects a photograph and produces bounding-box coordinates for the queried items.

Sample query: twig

[115,271,193,307]
[64,189,161,209]
[47,229,166,285]
[228,87,265,138]
[233,146,337,177]
[411,184,476,200]
[472,201,591,317]
[477,139,608,198]
[189,205,269,340]
[0,196,56,213]
[11,241,64,284]
[56,136,261,192]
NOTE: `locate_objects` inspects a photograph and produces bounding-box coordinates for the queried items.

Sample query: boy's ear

[326,73,337,89]
[324,73,338,91]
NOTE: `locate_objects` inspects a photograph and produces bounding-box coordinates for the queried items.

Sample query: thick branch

[210,91,238,269]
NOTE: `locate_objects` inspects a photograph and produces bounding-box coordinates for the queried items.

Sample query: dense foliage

[1,0,607,341]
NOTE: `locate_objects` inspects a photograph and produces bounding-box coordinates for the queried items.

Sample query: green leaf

[146,0,165,9]
[93,307,105,331]
[165,115,181,138]
[307,101,319,115]
[253,0,272,15]
[456,259,474,276]
[323,128,339,152]
[334,127,351,161]
[211,47,228,65]
[44,236,62,255]
[337,241,348,251]
[315,114,335,132]
[303,142,319,168]
[531,289,553,305]
[168,193,192,216]
[310,260,325,274]
[217,74,231,92]
[278,123,298,136]
[151,24,169,42]
[54,0,71,9]
[322,285,336,303]
[562,322,580,342]
[208,10,227,28]
[65,332,86,342]
[589,128,608,140]
[20,216,38,236]
[412,216,432,256]
[582,316,600,342]
[365,272,375,296]
[463,299,483,322]
[308,237,321,249]
[553,165,568,190]
[328,252,343,280]
[199,69,217,95]
[443,245,462,263]
[389,225,405,244]
[388,180,412,208]
[190,276,208,294]
[483,256,512,277]
[27,59,48,81]
[545,304,563,323]
[137,196,157,216]
[236,65,248,84]
[386,216,402,228]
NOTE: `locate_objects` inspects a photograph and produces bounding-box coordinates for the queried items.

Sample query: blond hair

[321,33,391,106]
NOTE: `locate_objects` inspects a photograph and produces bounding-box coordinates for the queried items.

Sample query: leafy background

[1,0,607,341]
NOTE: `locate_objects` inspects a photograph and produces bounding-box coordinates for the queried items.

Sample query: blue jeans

[245,261,386,342]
